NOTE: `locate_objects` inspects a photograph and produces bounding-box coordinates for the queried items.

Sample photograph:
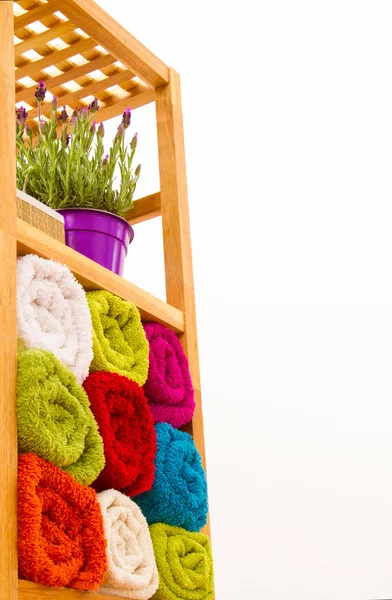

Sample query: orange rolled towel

[18,453,107,590]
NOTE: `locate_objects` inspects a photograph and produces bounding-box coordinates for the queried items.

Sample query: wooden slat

[89,89,155,123]
[19,580,117,600]
[126,192,161,225]
[58,0,169,88]
[15,53,115,102]
[15,38,97,82]
[15,21,75,57]
[14,3,55,32]
[17,218,184,333]
[16,0,43,10]
[28,69,133,118]
[156,70,210,540]
[0,5,18,600]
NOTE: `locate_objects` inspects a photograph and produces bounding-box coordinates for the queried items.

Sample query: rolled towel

[17,254,93,384]
[149,523,214,600]
[17,348,105,486]
[83,372,156,495]
[143,322,195,428]
[97,489,158,599]
[18,453,107,590]
[87,290,149,385]
[133,423,208,532]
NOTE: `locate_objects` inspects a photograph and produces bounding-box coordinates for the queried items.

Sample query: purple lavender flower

[60,106,68,123]
[70,115,78,132]
[88,97,99,113]
[130,132,138,150]
[17,106,28,125]
[72,107,78,118]
[66,133,70,147]
[115,123,124,142]
[34,80,47,103]
[121,107,131,129]
[98,122,105,137]
[39,119,50,135]
[135,164,141,176]
[89,120,96,135]
[102,154,109,167]
[79,106,88,122]
[25,123,32,137]
[51,96,58,112]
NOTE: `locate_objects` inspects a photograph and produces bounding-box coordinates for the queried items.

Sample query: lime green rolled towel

[17,348,105,486]
[149,523,214,600]
[86,290,149,385]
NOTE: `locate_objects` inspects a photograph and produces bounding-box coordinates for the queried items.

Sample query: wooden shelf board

[126,192,161,225]
[16,218,184,333]
[19,580,116,600]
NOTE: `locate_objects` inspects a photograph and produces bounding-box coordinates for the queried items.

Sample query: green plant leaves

[16,109,140,218]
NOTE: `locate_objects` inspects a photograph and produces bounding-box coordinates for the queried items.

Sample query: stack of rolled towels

[16,254,214,599]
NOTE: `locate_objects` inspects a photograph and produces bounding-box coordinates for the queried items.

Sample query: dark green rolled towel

[17,348,105,486]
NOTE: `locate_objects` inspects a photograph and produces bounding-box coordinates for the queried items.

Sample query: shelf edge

[16,219,184,333]
[19,579,118,600]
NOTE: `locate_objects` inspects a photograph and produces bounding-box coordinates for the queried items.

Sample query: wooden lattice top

[14,0,169,130]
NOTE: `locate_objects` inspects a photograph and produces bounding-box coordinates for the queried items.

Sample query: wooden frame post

[156,69,210,539]
[0,2,18,599]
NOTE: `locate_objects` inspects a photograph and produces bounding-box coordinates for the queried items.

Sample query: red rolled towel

[143,322,195,428]
[18,453,107,590]
[83,371,156,496]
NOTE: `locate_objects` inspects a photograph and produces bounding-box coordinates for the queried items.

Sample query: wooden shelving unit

[1,1,212,598]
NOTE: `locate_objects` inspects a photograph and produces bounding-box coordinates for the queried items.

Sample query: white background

[97,1,392,598]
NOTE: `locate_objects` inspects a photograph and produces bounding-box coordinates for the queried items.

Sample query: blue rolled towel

[133,423,208,532]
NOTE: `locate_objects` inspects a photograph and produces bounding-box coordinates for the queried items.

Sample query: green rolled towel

[149,523,214,600]
[86,290,149,385]
[17,348,105,486]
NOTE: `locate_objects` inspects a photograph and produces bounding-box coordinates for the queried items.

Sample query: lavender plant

[16,83,141,218]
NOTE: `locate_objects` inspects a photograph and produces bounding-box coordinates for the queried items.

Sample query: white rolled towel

[17,254,93,384]
[97,489,159,600]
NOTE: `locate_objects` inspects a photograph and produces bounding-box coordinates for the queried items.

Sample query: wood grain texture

[126,192,161,225]
[1,4,17,236]
[0,5,18,600]
[15,53,115,103]
[156,70,210,542]
[0,232,18,600]
[19,580,118,600]
[14,21,76,57]
[58,0,169,88]
[15,38,97,82]
[14,3,55,33]
[17,219,184,332]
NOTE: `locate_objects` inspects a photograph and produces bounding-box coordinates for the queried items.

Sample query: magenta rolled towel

[143,322,195,428]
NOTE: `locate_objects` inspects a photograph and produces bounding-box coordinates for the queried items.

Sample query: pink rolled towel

[143,322,195,428]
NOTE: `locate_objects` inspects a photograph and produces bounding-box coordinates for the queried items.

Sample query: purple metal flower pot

[57,208,134,276]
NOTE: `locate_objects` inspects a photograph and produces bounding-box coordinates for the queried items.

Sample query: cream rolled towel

[97,489,158,600]
[17,254,93,384]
